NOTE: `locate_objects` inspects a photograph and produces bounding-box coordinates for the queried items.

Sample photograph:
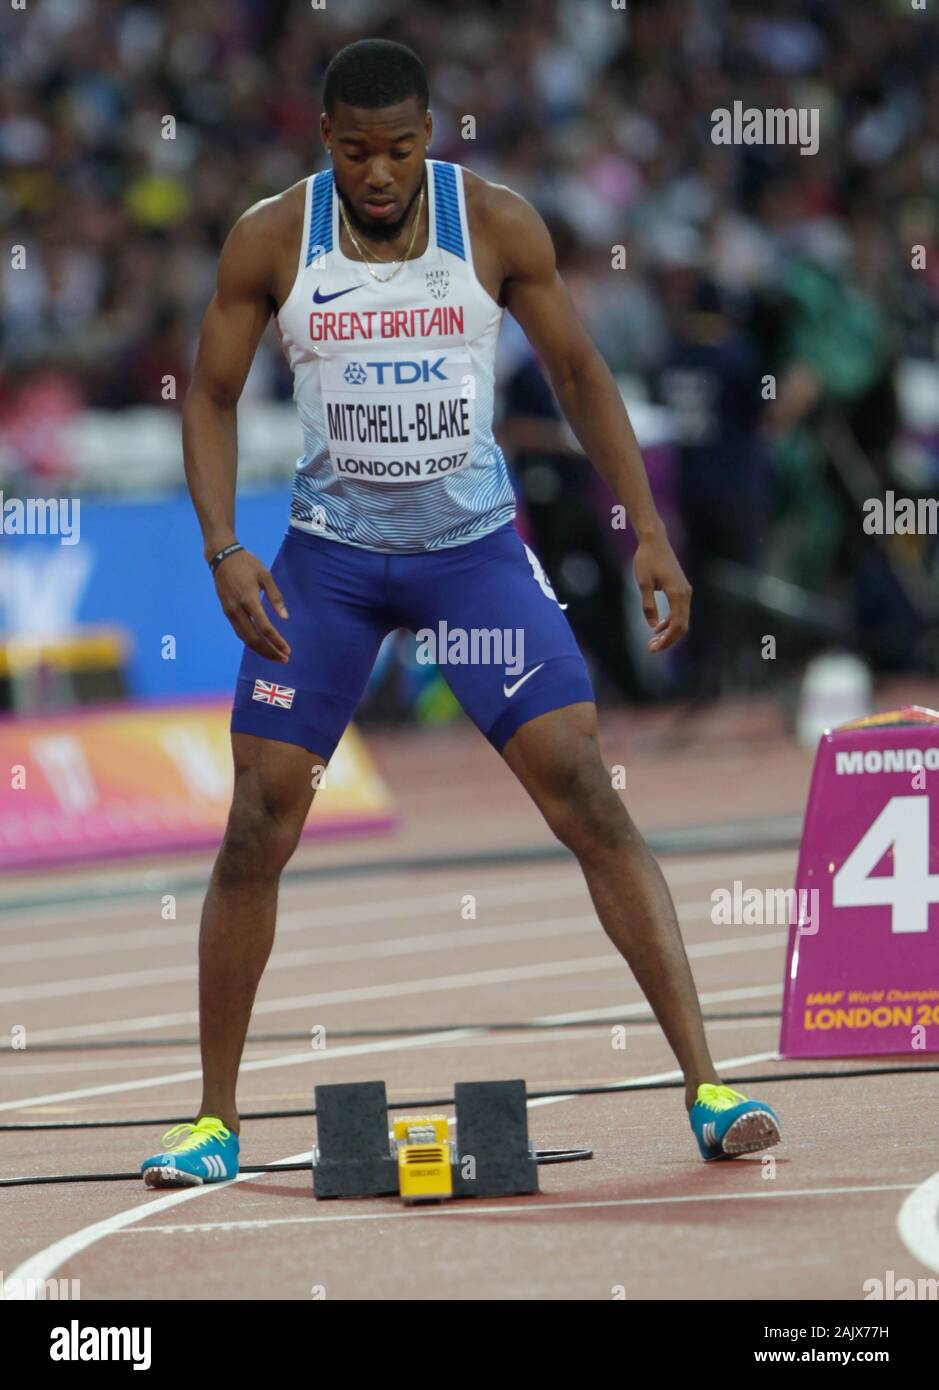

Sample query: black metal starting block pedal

[311,1080,399,1198]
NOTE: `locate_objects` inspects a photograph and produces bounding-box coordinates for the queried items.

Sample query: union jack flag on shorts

[252,678,296,709]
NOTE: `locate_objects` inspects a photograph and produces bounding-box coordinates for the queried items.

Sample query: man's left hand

[633,531,692,653]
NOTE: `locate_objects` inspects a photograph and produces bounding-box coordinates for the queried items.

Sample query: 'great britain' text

[309,307,465,342]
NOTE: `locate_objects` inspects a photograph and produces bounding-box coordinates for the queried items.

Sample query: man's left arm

[491,189,691,652]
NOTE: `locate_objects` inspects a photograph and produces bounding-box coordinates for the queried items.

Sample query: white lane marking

[525,1050,779,1110]
[7,986,783,1078]
[6,1016,778,1080]
[8,1053,203,1078]
[0,908,692,1002]
[0,1149,311,1301]
[0,848,796,942]
[896,1171,939,1275]
[0,897,186,937]
[0,872,587,959]
[14,931,786,1047]
[3,943,786,1104]
[0,845,787,967]
[0,1045,791,1297]
[536,982,781,1026]
[0,1030,479,1113]
[0,909,782,1004]
[116,1184,919,1235]
[1,883,722,969]
[690,932,785,957]
[0,869,580,933]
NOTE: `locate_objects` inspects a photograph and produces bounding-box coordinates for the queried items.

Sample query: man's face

[322,98,432,242]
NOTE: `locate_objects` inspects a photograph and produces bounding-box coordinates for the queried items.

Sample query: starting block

[311,1079,539,1202]
[780,705,939,1057]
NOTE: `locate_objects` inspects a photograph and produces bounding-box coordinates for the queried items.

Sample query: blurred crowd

[2,0,938,692]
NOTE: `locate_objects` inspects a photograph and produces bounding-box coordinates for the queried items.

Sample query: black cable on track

[2,1063,936,1134]
[0,1148,593,1187]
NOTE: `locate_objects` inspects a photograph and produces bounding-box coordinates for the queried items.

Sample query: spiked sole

[709,1110,781,1160]
[143,1165,203,1188]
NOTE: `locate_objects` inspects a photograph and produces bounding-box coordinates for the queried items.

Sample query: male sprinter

[142,39,780,1186]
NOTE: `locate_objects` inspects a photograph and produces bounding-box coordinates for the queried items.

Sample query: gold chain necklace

[339,182,426,283]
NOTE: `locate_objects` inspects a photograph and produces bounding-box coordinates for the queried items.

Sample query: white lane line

[7,1017,777,1078]
[0,848,796,944]
[1,916,604,1003]
[0,909,681,1002]
[0,905,777,1003]
[0,872,587,960]
[9,1017,777,1078]
[115,1184,919,1234]
[537,982,781,1025]
[896,1171,939,1275]
[0,868,580,933]
[14,932,786,1047]
[10,959,622,1050]
[0,1029,480,1113]
[0,886,720,971]
[0,1150,311,1302]
[0,846,792,969]
[0,897,180,937]
[526,1050,779,1110]
[8,1053,202,1078]
[6,985,783,1078]
[0,1044,793,1298]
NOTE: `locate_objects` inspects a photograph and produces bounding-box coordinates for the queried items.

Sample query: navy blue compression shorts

[230,521,595,761]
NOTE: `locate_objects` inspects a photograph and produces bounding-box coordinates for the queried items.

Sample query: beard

[337,174,425,244]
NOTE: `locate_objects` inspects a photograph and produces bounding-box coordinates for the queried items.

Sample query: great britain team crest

[425,269,450,300]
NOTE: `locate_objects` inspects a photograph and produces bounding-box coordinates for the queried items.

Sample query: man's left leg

[502,700,719,1111]
[395,522,780,1158]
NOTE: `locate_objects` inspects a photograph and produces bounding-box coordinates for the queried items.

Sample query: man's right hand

[213,549,291,663]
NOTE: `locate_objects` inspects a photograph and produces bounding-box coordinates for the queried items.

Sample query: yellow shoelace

[696,1084,748,1112]
[160,1118,231,1154]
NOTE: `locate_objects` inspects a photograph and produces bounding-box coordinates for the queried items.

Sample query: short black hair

[323,39,428,118]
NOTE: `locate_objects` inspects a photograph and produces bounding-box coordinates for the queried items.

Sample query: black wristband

[209,542,244,573]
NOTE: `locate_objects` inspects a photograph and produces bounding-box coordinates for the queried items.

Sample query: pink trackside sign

[780,706,939,1058]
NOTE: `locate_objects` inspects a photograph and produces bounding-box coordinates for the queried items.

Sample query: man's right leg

[142,528,393,1184]
[141,732,322,1186]
[197,731,323,1133]
[203,529,394,1131]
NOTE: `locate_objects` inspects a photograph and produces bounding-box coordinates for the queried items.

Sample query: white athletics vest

[275,160,516,552]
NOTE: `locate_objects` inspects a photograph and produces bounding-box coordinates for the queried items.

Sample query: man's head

[322,39,432,243]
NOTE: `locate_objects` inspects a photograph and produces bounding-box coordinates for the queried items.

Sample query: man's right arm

[182,201,291,663]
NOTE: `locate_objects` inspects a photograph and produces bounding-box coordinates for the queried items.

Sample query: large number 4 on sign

[832,795,939,934]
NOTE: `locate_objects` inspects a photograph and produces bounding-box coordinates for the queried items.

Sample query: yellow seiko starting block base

[392,1115,454,1203]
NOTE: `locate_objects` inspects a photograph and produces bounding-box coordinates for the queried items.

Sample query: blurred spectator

[2,0,937,686]
[498,309,648,703]
[658,275,768,695]
[2,0,935,414]
[0,356,84,484]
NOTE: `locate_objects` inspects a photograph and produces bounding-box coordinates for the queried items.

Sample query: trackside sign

[780,706,939,1057]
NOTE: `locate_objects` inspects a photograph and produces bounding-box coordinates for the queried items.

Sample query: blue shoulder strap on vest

[432,161,466,261]
[307,169,334,264]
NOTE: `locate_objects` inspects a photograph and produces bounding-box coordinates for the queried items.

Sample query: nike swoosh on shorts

[503,664,545,698]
